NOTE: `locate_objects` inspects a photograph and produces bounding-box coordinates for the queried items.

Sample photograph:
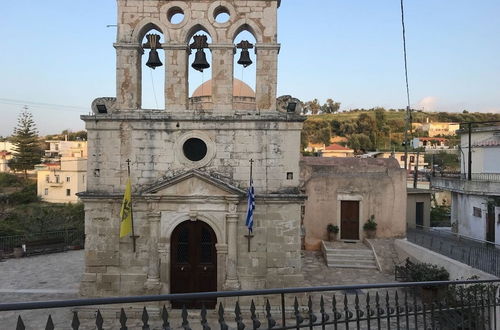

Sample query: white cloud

[416,96,439,112]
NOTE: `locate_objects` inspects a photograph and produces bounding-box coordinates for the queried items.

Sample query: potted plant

[13,245,24,258]
[363,215,377,239]
[326,224,339,241]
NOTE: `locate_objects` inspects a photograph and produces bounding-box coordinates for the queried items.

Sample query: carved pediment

[142,170,246,197]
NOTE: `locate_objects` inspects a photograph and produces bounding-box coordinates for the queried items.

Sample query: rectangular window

[55,175,60,183]
[473,207,482,218]
[66,177,71,182]
[82,175,85,184]
[410,156,415,163]
[45,175,49,183]
[44,188,48,195]
[400,156,405,161]
[66,189,71,196]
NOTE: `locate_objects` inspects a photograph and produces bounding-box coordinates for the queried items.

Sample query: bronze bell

[237,49,252,68]
[146,49,163,69]
[192,49,210,72]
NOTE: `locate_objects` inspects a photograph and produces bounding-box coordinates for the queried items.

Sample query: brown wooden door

[340,201,360,240]
[487,205,495,244]
[170,221,217,309]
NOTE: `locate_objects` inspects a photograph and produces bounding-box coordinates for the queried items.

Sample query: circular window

[168,6,185,24]
[214,6,230,23]
[183,138,208,162]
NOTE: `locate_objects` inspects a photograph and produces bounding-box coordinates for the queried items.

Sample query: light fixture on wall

[236,40,253,68]
[143,34,163,69]
[190,35,210,72]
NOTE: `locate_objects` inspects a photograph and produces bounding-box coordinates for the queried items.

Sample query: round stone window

[182,138,207,162]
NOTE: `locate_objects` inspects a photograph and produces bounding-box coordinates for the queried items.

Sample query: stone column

[114,43,143,110]
[145,211,161,293]
[223,212,240,290]
[255,43,280,111]
[164,44,189,111]
[210,44,234,112]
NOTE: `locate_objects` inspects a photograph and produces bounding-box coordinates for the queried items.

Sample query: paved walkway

[0,248,397,328]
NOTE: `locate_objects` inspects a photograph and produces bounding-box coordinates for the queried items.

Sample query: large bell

[146,49,163,69]
[237,49,252,68]
[192,49,210,72]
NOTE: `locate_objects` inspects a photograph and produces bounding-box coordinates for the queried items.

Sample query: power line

[400,0,412,171]
[0,98,88,112]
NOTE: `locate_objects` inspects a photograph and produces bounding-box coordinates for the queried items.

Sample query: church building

[79,0,305,304]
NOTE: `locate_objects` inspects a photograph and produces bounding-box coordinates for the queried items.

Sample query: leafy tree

[8,111,42,179]
[321,98,341,113]
[348,133,373,152]
[374,108,386,131]
[304,99,321,115]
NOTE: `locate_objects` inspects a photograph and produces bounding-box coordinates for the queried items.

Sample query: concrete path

[0,250,397,329]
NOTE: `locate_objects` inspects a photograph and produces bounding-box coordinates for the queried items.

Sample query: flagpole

[126,159,138,253]
[244,159,255,252]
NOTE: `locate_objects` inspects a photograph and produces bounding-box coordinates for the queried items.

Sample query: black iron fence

[408,228,500,277]
[1,280,499,329]
[0,229,83,253]
[433,172,500,183]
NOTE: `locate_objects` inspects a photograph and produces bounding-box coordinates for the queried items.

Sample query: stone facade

[301,157,407,251]
[80,0,305,298]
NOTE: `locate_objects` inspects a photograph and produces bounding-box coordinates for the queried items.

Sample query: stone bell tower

[80,0,305,300]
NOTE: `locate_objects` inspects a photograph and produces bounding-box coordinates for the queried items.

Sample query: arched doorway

[170,220,217,308]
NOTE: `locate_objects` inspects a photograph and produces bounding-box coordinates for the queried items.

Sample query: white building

[0,142,15,173]
[412,137,451,150]
[37,157,87,203]
[44,140,87,159]
[431,125,500,244]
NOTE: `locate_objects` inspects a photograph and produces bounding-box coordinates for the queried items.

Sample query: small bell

[191,49,210,72]
[146,49,163,69]
[237,49,252,68]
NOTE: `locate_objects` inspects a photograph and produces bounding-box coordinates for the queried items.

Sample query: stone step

[326,263,378,269]
[326,256,375,264]
[324,248,373,255]
[325,253,375,259]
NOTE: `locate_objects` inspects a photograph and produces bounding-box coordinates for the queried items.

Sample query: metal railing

[1,280,499,329]
[433,172,500,182]
[408,227,500,277]
[0,229,83,253]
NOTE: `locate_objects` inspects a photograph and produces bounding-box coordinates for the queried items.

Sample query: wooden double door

[170,220,217,309]
[340,201,360,240]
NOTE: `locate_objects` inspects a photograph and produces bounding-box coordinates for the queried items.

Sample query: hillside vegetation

[301,108,500,152]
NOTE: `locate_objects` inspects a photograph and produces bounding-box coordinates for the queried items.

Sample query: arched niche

[187,27,213,109]
[227,20,263,44]
[140,27,167,110]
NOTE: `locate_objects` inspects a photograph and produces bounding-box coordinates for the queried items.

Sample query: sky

[1,0,500,136]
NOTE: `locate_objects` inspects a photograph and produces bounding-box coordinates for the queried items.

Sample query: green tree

[348,133,373,152]
[8,110,42,179]
[304,99,321,115]
[321,98,341,113]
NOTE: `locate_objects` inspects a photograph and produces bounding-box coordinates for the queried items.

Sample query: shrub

[363,215,377,231]
[327,224,339,234]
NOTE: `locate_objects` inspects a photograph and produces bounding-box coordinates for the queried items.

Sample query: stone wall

[301,157,407,250]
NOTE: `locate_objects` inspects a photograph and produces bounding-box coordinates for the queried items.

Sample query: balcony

[431,173,500,196]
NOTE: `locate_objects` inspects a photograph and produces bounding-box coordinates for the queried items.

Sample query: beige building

[45,140,87,158]
[406,188,432,229]
[0,142,14,173]
[79,0,305,300]
[321,144,354,157]
[301,157,407,251]
[37,157,87,203]
[418,121,460,137]
[367,151,427,170]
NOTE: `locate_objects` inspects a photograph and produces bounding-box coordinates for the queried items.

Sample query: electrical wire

[400,0,412,170]
[0,98,88,112]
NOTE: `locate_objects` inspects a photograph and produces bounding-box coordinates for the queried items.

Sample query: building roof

[324,143,353,151]
[301,156,401,170]
[192,78,255,98]
[472,137,500,147]
[416,137,448,142]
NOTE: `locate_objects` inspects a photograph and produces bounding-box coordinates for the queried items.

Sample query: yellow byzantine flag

[119,178,133,238]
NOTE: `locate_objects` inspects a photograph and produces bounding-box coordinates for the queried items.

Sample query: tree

[321,98,341,113]
[304,99,321,115]
[8,110,42,179]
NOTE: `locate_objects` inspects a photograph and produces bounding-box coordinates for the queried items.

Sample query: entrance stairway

[321,241,379,269]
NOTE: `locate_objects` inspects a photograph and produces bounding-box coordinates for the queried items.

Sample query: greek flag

[245,178,255,232]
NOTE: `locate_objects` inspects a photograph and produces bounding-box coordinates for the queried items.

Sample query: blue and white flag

[245,178,255,232]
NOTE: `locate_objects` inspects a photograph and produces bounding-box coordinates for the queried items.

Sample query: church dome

[192,79,255,98]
